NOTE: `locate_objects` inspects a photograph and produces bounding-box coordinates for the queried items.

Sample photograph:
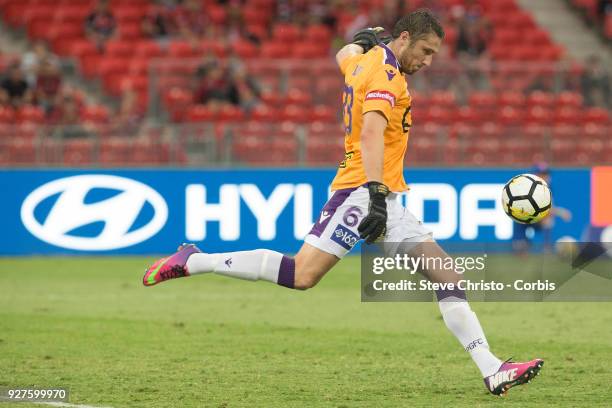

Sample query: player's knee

[293,262,321,290]
[293,271,319,290]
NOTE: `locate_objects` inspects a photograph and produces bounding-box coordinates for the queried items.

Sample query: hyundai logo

[20,175,168,250]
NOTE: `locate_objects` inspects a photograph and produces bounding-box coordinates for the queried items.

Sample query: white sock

[439,297,502,377]
[186,249,285,283]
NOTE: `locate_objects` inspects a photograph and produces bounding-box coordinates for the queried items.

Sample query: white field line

[36,401,115,408]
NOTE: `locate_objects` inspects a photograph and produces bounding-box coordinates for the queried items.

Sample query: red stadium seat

[284,88,312,105]
[207,5,227,25]
[292,43,328,59]
[556,91,583,108]
[249,105,279,122]
[82,105,111,124]
[454,106,483,125]
[132,140,170,164]
[0,107,15,124]
[243,7,270,26]
[552,124,579,141]
[119,22,143,40]
[429,91,456,108]
[421,106,453,125]
[16,105,45,124]
[187,105,215,122]
[310,105,336,123]
[233,39,259,59]
[525,106,552,125]
[217,105,245,122]
[0,137,36,164]
[527,91,554,108]
[272,23,300,43]
[164,87,193,122]
[260,42,291,58]
[168,41,201,58]
[114,6,143,23]
[99,138,132,166]
[498,91,525,107]
[583,107,610,125]
[497,106,523,126]
[553,107,580,125]
[581,123,608,140]
[246,24,268,41]
[259,90,282,106]
[469,91,497,109]
[279,104,306,122]
[134,40,164,58]
[305,25,332,43]
[106,40,135,58]
[63,139,95,165]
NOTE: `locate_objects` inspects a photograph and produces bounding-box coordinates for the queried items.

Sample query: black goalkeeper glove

[358,181,389,244]
[352,27,391,53]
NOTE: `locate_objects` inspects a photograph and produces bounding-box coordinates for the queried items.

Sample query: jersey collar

[379,42,400,70]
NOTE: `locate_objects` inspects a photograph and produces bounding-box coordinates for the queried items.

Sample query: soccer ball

[501,174,552,224]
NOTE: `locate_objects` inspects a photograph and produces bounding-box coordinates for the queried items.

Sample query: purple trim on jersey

[309,187,357,238]
[379,42,399,69]
[277,255,295,288]
[435,288,467,301]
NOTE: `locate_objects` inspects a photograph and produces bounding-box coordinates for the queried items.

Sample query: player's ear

[401,31,410,45]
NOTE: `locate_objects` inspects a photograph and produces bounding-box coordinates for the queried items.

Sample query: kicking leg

[405,239,502,377]
[143,242,339,290]
[401,238,543,395]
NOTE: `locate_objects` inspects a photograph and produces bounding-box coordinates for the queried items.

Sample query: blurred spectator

[597,0,611,22]
[175,0,207,42]
[54,95,92,139]
[555,57,582,92]
[141,4,171,40]
[527,73,555,93]
[85,0,117,50]
[115,89,144,136]
[22,41,60,87]
[230,64,261,112]
[193,60,260,110]
[0,63,33,107]
[454,0,491,58]
[277,0,337,27]
[35,59,63,113]
[193,63,231,106]
[581,55,610,107]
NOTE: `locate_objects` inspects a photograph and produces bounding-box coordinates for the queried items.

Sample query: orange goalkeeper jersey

[330,43,412,192]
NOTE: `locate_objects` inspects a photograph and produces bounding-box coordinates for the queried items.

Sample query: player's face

[399,33,442,75]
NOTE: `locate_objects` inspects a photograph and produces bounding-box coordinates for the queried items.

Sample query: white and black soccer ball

[501,174,552,224]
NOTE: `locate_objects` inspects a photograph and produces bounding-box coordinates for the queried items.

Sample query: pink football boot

[143,244,201,287]
[484,358,544,396]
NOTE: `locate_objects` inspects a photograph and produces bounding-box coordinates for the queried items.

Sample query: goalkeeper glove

[358,181,389,244]
[352,27,391,53]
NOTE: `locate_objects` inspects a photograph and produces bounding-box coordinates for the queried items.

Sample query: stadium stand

[0,0,609,167]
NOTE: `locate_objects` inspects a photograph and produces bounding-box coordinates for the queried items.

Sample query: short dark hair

[391,9,445,42]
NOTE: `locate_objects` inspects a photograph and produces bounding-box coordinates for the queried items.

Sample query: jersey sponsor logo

[331,224,359,250]
[21,175,168,250]
[365,90,396,107]
[385,69,396,81]
[487,368,518,391]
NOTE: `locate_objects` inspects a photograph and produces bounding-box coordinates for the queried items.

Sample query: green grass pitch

[1,256,611,407]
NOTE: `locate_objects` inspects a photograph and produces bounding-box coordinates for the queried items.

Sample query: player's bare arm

[335,44,364,68]
[360,111,387,183]
[358,111,390,243]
